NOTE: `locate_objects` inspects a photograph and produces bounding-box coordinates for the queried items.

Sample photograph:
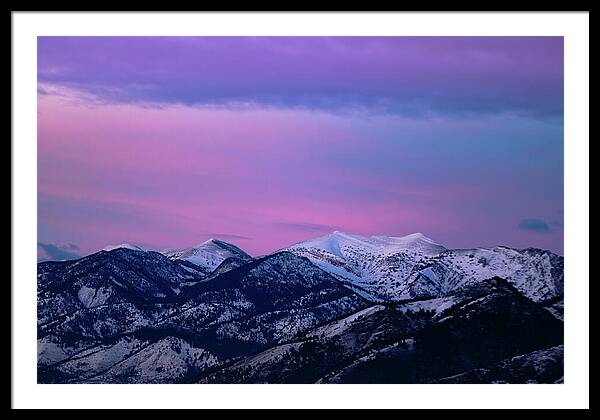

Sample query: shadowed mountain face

[319,278,563,384]
[37,235,564,384]
[434,345,564,384]
[196,278,563,384]
[38,249,367,383]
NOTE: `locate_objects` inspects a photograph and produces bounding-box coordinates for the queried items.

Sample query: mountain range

[37,232,564,384]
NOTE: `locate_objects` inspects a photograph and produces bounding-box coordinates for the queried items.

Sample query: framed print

[12,11,589,409]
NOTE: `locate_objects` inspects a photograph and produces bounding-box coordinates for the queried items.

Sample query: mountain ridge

[285,231,563,303]
[37,231,564,384]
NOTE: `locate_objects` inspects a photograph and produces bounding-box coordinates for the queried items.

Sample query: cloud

[37,36,564,119]
[518,219,551,234]
[37,242,82,261]
[274,222,337,233]
[550,209,564,230]
[203,233,252,241]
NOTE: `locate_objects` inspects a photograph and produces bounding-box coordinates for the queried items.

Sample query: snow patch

[78,286,112,308]
[102,243,144,252]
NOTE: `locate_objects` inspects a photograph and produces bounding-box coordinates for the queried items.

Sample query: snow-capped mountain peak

[102,243,144,252]
[289,231,446,258]
[161,239,251,272]
[286,231,562,303]
[372,232,446,253]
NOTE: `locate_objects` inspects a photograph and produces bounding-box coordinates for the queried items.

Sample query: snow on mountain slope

[162,239,251,272]
[286,231,563,302]
[286,231,447,301]
[38,249,369,383]
[177,251,369,345]
[402,247,564,302]
[305,305,386,339]
[68,335,220,384]
[36,248,209,340]
[396,296,461,317]
[102,243,144,252]
[290,231,446,259]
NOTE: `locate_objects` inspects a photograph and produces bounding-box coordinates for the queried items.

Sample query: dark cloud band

[38,36,564,119]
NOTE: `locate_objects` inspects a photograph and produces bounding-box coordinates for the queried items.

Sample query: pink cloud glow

[38,84,563,255]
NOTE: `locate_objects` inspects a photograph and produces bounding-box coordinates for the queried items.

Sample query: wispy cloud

[37,242,81,261]
[518,219,551,234]
[273,222,337,233]
[202,233,253,241]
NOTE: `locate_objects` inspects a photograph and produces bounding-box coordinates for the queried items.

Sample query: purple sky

[38,37,564,256]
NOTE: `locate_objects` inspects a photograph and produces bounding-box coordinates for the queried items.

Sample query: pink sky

[38,37,564,256]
